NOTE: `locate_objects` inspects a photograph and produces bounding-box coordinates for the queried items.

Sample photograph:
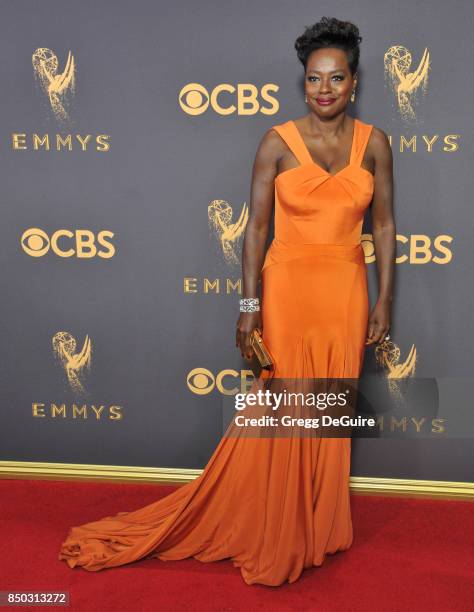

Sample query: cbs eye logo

[21,227,115,258]
[179,82,279,116]
[187,367,255,395]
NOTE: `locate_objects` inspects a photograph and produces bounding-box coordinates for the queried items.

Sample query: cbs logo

[21,228,115,259]
[187,367,255,395]
[361,233,453,264]
[179,83,279,116]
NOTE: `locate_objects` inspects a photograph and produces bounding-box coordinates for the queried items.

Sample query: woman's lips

[316,98,336,106]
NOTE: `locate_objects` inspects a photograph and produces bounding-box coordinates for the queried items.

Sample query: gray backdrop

[1,0,472,481]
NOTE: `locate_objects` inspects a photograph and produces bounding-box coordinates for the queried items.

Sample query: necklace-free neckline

[290,117,357,178]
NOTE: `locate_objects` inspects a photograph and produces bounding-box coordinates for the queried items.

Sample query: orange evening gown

[58,116,374,586]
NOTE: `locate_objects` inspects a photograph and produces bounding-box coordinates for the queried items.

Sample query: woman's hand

[365,299,391,345]
[236,311,262,360]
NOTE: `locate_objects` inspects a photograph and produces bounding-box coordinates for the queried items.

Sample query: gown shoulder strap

[270,121,313,166]
[352,120,374,167]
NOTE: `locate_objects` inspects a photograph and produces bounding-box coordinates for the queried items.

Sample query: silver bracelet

[240,297,260,312]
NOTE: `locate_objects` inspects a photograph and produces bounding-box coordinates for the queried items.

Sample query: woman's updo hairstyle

[294,17,362,76]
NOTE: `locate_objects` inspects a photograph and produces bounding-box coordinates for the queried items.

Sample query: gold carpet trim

[0,461,472,499]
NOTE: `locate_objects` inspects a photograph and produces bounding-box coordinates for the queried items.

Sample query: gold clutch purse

[250,328,274,370]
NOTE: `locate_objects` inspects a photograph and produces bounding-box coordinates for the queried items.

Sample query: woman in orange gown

[58,17,395,586]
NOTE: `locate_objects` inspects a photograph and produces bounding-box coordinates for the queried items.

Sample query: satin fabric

[58,116,374,586]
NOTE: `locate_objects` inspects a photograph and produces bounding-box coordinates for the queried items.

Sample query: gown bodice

[270,117,375,246]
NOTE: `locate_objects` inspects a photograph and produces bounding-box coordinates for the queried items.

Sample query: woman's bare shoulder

[368,124,391,149]
[367,124,392,165]
[255,123,289,161]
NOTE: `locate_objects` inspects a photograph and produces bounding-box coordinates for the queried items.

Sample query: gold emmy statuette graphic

[208,199,249,266]
[32,48,76,123]
[384,46,430,123]
[375,338,417,400]
[52,331,92,394]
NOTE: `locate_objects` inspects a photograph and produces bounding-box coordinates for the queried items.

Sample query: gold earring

[351,89,356,102]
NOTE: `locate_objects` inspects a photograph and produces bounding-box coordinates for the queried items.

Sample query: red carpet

[0,479,472,611]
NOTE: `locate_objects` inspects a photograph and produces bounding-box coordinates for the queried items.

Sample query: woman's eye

[307,75,344,81]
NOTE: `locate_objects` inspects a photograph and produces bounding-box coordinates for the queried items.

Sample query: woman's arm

[366,127,396,345]
[236,128,280,359]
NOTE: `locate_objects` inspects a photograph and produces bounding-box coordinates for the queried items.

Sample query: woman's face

[304,47,356,116]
